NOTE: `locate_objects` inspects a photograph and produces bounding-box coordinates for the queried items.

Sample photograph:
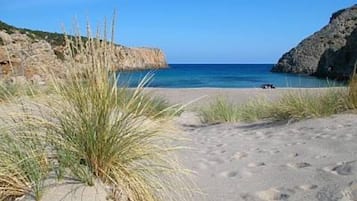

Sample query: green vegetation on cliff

[0,20,67,46]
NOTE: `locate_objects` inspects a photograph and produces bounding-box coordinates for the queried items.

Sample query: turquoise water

[118,64,344,88]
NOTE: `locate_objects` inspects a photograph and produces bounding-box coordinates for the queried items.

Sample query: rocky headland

[0,21,167,83]
[272,5,357,80]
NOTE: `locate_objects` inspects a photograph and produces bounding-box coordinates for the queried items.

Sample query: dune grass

[348,73,357,108]
[199,96,278,123]
[0,82,39,102]
[199,98,240,123]
[269,89,347,121]
[45,28,190,201]
[200,88,350,123]
[19,20,189,201]
[116,82,183,119]
[0,125,49,201]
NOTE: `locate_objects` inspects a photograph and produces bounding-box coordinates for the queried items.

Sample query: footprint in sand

[269,150,280,154]
[219,170,239,178]
[314,154,328,159]
[289,153,299,158]
[216,143,225,147]
[232,152,248,160]
[207,157,225,165]
[287,162,311,169]
[298,184,318,191]
[248,162,266,168]
[256,188,290,201]
[330,161,357,176]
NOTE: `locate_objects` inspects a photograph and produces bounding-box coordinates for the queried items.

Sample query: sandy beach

[14,87,357,201]
[167,88,357,201]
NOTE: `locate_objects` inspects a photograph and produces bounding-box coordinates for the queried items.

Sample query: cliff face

[0,21,167,82]
[272,5,357,80]
[0,31,62,82]
[114,46,167,70]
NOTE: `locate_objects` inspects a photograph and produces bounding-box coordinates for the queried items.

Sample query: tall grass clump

[236,97,273,122]
[200,88,349,123]
[116,80,183,119]
[200,98,241,123]
[39,20,192,201]
[200,97,273,123]
[348,73,357,108]
[0,124,49,201]
[0,82,41,102]
[270,89,347,121]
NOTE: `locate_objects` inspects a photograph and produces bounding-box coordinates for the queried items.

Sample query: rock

[0,20,168,83]
[272,5,357,80]
[115,46,167,69]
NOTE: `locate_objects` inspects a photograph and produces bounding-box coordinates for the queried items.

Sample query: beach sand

[18,87,357,201]
[168,88,357,201]
[176,113,357,201]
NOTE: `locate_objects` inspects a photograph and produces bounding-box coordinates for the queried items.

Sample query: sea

[117,64,344,88]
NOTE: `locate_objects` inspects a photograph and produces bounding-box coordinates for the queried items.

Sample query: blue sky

[1,0,356,63]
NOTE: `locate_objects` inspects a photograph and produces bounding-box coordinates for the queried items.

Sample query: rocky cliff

[0,21,167,82]
[272,5,357,80]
